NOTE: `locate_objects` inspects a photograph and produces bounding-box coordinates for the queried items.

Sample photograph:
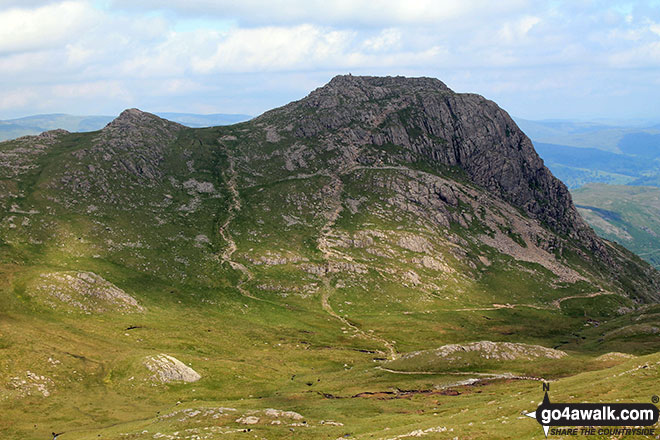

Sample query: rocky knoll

[92,108,184,180]
[55,109,184,206]
[385,341,567,372]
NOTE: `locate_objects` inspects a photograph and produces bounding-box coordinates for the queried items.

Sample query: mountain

[0,112,252,141]
[572,183,660,269]
[1,75,659,439]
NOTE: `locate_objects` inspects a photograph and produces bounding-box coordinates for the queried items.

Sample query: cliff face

[258,75,602,254]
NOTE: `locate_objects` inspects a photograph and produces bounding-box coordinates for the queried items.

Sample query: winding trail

[217,146,267,303]
[445,290,619,313]
[375,367,548,392]
[317,172,399,360]
[216,152,401,356]
[550,290,616,308]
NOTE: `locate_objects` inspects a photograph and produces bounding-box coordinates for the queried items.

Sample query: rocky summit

[1,75,659,439]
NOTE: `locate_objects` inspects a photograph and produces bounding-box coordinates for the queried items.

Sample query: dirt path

[376,367,546,382]
[320,280,397,360]
[550,290,616,308]
[218,151,240,263]
[217,145,269,303]
[316,172,399,360]
[445,290,619,313]
[450,303,551,312]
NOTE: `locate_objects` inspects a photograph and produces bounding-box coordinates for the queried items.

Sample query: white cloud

[363,28,402,52]
[108,0,528,27]
[649,21,660,37]
[1,0,660,120]
[0,87,39,110]
[498,15,541,44]
[51,80,131,100]
[190,25,356,73]
[0,1,97,54]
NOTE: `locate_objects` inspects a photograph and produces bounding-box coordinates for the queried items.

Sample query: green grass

[1,115,660,439]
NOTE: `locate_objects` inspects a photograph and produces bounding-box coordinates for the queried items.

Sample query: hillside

[573,183,660,269]
[1,75,659,439]
[513,119,660,189]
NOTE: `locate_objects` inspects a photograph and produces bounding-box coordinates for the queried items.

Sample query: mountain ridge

[0,111,252,141]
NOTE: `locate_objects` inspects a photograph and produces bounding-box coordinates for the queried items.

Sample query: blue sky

[1,0,659,121]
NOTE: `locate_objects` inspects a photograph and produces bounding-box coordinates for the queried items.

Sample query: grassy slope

[1,124,659,439]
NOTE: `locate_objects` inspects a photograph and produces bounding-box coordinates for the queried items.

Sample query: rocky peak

[103,108,182,132]
[304,75,452,108]
[261,75,601,253]
[37,128,70,139]
[92,109,184,181]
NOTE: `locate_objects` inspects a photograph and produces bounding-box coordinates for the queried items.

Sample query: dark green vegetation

[515,119,660,189]
[1,76,659,439]
[573,184,660,270]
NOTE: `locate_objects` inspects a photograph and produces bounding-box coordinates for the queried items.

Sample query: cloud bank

[1,0,659,120]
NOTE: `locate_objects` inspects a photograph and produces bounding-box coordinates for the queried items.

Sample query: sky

[0,0,659,121]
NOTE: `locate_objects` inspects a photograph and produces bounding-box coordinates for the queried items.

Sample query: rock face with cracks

[261,75,595,247]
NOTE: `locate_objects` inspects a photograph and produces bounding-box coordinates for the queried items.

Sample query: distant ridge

[0,112,252,141]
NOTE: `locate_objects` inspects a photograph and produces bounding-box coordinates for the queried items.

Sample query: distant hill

[515,119,660,189]
[572,183,660,268]
[156,112,252,127]
[0,112,252,140]
[534,142,646,188]
[515,118,660,153]
[0,114,115,140]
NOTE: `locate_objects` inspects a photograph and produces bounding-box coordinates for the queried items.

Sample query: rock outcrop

[144,354,201,383]
[93,109,183,181]
[32,271,144,314]
[385,341,566,372]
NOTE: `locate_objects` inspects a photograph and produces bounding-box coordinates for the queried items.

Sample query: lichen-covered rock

[263,408,304,420]
[32,271,143,314]
[144,354,201,383]
[427,341,566,361]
